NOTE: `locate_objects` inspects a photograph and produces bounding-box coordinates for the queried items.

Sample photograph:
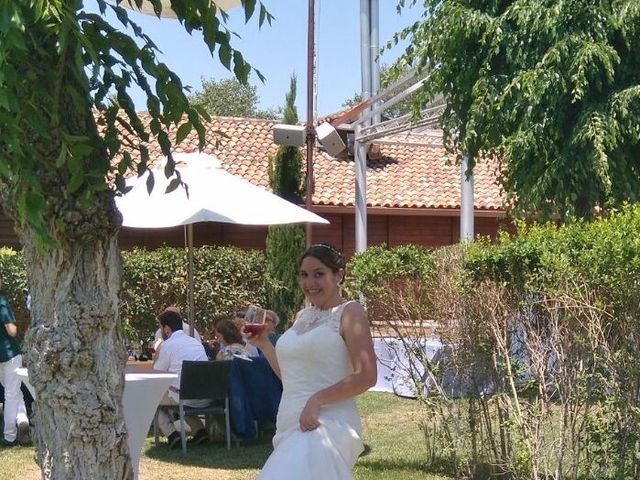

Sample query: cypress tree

[266,75,305,328]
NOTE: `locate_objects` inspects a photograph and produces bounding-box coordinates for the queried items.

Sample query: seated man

[152,306,201,352]
[153,309,209,448]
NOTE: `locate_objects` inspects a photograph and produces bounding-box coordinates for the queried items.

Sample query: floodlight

[272,124,307,147]
[316,122,346,156]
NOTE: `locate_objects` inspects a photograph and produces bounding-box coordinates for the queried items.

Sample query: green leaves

[175,121,192,145]
[187,77,277,119]
[120,245,269,338]
[397,0,640,220]
[218,42,232,69]
[232,50,249,84]
[0,0,273,247]
[242,0,256,23]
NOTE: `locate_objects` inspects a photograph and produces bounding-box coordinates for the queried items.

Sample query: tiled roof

[122,114,505,211]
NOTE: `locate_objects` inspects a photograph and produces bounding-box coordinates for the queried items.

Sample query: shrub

[0,247,29,332]
[120,246,268,342]
[1,244,270,349]
[265,225,305,330]
[346,244,435,333]
[356,205,640,479]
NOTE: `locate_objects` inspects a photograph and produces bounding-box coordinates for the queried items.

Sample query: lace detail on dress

[291,302,348,336]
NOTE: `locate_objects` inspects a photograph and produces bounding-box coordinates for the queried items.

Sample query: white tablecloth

[17,368,176,480]
[370,337,445,398]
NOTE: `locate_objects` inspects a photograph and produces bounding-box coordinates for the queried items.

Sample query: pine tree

[265,75,305,328]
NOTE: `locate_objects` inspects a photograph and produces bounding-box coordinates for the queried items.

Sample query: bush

[1,244,270,350]
[121,246,268,342]
[370,206,640,480]
[0,247,30,332]
[265,225,305,330]
[353,205,640,479]
[345,244,436,343]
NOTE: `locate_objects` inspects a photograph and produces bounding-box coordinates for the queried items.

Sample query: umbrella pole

[187,224,195,337]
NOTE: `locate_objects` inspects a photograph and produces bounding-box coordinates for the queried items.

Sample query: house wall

[0,209,507,257]
[312,212,507,258]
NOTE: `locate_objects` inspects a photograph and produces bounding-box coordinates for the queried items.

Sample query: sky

[86,1,423,118]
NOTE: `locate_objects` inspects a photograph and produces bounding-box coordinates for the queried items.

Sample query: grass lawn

[0,392,452,480]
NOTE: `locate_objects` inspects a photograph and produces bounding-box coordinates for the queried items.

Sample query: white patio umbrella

[116,152,328,332]
[117,152,327,228]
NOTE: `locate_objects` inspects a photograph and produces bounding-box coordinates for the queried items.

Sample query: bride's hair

[299,243,346,275]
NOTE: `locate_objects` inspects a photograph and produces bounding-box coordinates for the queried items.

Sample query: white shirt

[153,330,208,403]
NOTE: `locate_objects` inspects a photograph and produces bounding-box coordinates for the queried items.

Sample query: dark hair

[299,243,346,273]
[157,310,183,332]
[215,319,244,345]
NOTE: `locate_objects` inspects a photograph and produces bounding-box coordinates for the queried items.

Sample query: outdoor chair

[154,360,232,453]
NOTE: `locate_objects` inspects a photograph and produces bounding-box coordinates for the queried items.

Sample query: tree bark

[20,194,132,479]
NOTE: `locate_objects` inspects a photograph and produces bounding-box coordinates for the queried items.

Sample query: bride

[246,243,377,479]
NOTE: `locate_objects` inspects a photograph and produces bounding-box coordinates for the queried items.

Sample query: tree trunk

[20,195,132,479]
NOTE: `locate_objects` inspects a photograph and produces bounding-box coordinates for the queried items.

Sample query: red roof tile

[121,114,504,211]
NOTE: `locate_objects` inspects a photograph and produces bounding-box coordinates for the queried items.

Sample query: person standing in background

[0,278,30,446]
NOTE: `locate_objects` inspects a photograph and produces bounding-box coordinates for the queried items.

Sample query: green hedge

[345,244,435,324]
[464,205,640,314]
[121,246,268,342]
[347,244,434,295]
[0,247,30,332]
[0,245,268,343]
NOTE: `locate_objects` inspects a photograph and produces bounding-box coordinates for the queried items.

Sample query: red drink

[244,324,266,335]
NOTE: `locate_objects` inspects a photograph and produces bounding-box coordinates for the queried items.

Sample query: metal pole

[460,154,475,242]
[355,124,368,253]
[356,0,371,253]
[370,0,381,125]
[187,224,195,336]
[360,0,372,106]
[305,0,316,248]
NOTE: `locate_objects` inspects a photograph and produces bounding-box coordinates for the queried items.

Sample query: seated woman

[215,319,252,360]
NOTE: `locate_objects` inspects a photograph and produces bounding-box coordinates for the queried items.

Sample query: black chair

[154,360,232,452]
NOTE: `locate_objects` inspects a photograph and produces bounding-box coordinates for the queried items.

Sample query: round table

[17,367,176,480]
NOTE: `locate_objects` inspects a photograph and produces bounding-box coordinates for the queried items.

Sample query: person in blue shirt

[0,279,30,446]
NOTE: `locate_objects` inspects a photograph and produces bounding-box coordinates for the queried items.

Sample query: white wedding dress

[258,301,364,480]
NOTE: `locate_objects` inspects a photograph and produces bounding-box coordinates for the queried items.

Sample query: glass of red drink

[244,305,267,335]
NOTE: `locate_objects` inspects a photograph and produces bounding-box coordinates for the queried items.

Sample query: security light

[272,124,307,147]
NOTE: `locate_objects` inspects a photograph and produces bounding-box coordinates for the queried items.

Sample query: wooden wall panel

[220,224,268,251]
[327,214,390,259]
[196,223,224,247]
[119,226,186,249]
[451,216,512,243]
[3,209,505,258]
[388,216,454,248]
[309,213,345,252]
[475,217,500,240]
[367,215,391,247]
